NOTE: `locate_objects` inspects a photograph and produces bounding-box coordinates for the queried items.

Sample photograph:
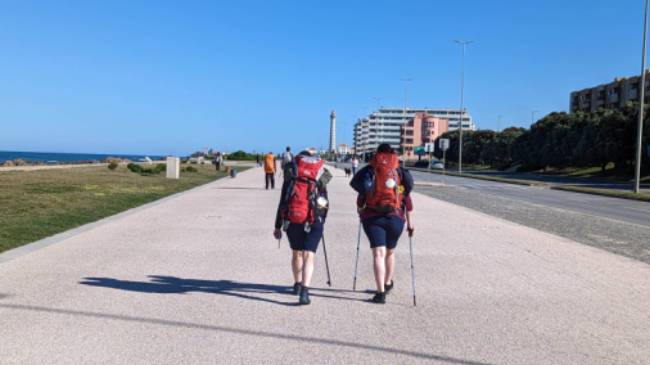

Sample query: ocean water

[0,151,164,164]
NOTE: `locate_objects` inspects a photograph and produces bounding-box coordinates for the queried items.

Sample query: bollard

[166,157,180,179]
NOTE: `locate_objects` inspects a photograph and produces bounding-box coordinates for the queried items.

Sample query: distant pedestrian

[274,150,332,305]
[351,155,359,176]
[256,154,261,167]
[264,152,277,189]
[281,146,293,168]
[213,153,222,171]
[350,143,414,304]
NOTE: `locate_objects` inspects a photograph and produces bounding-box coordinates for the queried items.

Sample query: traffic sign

[439,138,450,151]
[424,143,434,153]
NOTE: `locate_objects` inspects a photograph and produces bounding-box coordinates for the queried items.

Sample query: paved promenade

[0,167,649,364]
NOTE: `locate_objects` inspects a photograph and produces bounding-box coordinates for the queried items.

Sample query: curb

[407,168,549,187]
[550,185,650,203]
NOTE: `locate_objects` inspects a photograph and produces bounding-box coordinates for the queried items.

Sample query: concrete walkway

[1,167,649,364]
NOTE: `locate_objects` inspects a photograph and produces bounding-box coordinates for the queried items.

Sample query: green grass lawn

[0,164,238,253]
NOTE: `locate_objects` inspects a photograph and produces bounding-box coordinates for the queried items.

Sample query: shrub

[127,162,166,175]
[108,162,119,170]
[14,159,27,166]
[2,160,15,167]
[182,166,198,173]
[153,163,166,173]
[127,163,142,173]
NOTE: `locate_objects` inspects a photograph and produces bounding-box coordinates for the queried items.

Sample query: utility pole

[635,0,649,194]
[373,96,382,110]
[401,78,413,154]
[455,40,472,174]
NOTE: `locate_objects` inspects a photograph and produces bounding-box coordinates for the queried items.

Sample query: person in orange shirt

[264,152,277,189]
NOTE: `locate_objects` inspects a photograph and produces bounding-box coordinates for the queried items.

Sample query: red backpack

[287,156,324,224]
[366,152,402,212]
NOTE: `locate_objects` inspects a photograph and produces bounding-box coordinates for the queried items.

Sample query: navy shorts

[286,221,323,253]
[362,215,405,250]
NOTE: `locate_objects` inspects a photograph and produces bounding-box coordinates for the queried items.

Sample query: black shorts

[286,221,323,253]
[362,215,405,250]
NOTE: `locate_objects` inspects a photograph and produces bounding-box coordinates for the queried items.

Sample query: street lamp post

[373,96,382,110]
[401,78,413,154]
[635,0,649,194]
[455,40,472,174]
[531,110,539,126]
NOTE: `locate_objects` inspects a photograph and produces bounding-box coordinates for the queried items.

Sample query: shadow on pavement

[79,276,367,305]
[212,187,267,190]
[0,302,494,365]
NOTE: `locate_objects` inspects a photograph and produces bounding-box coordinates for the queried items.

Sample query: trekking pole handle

[406,211,414,237]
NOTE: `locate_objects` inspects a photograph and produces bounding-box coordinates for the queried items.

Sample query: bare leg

[301,251,315,287]
[292,250,303,284]
[385,248,395,285]
[373,247,387,292]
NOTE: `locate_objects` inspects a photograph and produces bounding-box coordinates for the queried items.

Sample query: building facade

[337,143,350,155]
[570,72,650,113]
[353,107,475,156]
[400,113,449,157]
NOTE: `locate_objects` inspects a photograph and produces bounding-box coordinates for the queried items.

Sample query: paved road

[1,167,649,364]
[410,171,650,227]
[410,170,650,264]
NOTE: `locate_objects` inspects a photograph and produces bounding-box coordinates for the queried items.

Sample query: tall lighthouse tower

[329,110,336,153]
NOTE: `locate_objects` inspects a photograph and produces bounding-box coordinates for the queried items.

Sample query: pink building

[401,113,449,157]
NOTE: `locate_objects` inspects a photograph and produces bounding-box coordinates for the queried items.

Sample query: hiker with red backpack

[350,143,414,304]
[273,150,332,305]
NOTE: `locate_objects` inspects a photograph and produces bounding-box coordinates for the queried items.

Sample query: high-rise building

[353,107,475,156]
[329,110,336,152]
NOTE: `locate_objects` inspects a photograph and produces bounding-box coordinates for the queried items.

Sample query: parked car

[431,161,445,170]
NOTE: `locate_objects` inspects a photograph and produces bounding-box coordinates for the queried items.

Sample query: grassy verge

[0,164,244,253]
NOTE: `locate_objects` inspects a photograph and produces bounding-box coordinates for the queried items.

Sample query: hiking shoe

[372,292,386,304]
[299,286,311,305]
[385,281,394,294]
[292,282,302,296]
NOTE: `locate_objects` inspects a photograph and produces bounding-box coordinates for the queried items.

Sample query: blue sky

[0,0,646,155]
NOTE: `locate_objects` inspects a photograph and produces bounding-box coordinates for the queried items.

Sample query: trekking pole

[352,222,361,291]
[408,228,417,306]
[321,235,332,287]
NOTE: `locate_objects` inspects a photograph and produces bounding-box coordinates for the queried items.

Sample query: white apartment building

[353,107,476,155]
